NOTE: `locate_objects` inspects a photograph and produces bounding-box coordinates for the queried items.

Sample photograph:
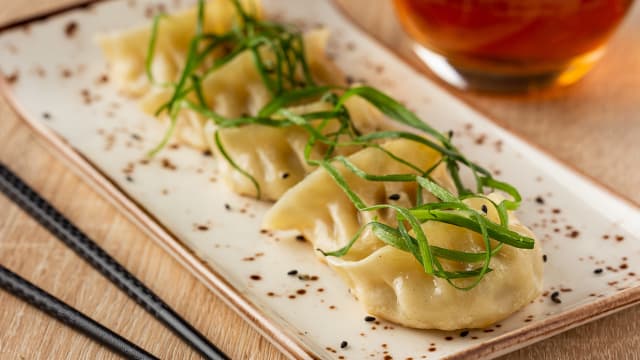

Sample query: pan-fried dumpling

[263,141,543,330]
[206,95,388,201]
[263,138,455,258]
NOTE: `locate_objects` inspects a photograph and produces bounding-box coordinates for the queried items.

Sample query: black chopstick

[0,162,229,360]
[0,264,158,360]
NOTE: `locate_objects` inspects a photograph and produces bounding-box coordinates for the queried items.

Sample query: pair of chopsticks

[0,162,229,360]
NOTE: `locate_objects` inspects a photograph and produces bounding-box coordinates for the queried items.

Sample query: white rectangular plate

[2,1,640,359]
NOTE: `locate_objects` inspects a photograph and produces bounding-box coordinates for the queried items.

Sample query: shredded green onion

[142,0,535,290]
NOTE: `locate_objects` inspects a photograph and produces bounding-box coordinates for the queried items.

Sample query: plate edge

[0,78,317,360]
[0,0,107,33]
[442,290,640,360]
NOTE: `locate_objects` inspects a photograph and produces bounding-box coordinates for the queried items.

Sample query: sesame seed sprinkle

[388,194,401,201]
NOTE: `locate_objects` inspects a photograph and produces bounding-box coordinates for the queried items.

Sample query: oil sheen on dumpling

[263,141,543,330]
[205,95,387,201]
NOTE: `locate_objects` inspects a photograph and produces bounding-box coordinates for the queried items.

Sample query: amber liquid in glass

[394,0,633,91]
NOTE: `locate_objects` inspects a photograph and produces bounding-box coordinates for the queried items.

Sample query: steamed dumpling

[99,3,340,150]
[263,140,543,330]
[263,138,455,259]
[98,0,259,148]
[328,194,543,330]
[156,29,338,149]
[207,96,388,201]
[97,0,258,97]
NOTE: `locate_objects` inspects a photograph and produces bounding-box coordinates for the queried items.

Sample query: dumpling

[164,29,338,149]
[98,0,259,148]
[263,140,543,330]
[263,138,455,259]
[97,0,259,97]
[328,194,543,330]
[188,29,339,118]
[99,1,340,150]
[206,95,389,201]
[99,0,378,201]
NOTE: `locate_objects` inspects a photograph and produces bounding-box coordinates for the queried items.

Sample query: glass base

[413,44,605,93]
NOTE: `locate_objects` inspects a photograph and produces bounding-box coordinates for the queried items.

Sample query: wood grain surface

[1,1,639,359]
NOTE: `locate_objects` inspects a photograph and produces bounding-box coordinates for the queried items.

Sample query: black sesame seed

[447,130,454,139]
[340,341,348,349]
[42,112,51,120]
[481,204,488,214]
[295,235,306,242]
[125,176,134,182]
[535,196,545,205]
[282,172,290,179]
[460,330,469,337]
[594,268,604,274]
[550,291,562,304]
[364,316,376,322]
[287,269,298,276]
[543,254,547,262]
[388,194,401,201]
[224,203,231,210]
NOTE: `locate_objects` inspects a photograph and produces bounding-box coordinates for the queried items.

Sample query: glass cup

[393,0,635,92]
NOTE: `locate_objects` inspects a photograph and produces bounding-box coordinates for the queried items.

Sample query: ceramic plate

[1,1,639,359]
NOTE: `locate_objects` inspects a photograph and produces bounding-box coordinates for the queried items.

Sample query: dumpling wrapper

[99,0,339,149]
[263,139,543,330]
[136,28,340,140]
[98,0,258,148]
[328,194,543,330]
[206,95,388,201]
[97,0,258,97]
[263,138,455,259]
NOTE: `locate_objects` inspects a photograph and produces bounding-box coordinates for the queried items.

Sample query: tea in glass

[394,0,634,92]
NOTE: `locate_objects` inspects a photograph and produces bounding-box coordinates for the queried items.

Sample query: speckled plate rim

[1,2,639,360]
[0,74,315,360]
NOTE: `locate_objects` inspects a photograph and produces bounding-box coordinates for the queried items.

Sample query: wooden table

[1,1,638,359]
